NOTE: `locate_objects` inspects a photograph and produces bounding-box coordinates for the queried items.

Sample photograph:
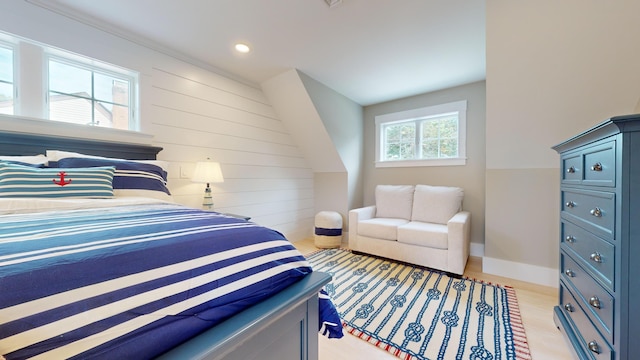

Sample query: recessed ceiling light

[235,43,251,53]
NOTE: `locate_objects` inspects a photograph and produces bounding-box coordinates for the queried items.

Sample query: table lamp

[191,159,224,210]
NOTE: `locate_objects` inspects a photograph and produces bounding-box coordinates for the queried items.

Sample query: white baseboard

[482,256,559,288]
[319,237,556,287]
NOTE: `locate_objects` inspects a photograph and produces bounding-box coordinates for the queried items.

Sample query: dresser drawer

[560,139,616,187]
[561,252,614,342]
[559,282,614,360]
[562,188,615,240]
[562,152,583,184]
[582,141,615,187]
[561,220,614,291]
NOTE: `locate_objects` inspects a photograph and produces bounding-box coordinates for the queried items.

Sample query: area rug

[306,248,531,360]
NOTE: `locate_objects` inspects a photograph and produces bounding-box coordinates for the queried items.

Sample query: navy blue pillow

[55,157,170,195]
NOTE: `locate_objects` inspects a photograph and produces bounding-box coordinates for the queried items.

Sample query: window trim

[45,53,138,130]
[375,100,467,168]
[0,40,16,115]
[0,29,141,132]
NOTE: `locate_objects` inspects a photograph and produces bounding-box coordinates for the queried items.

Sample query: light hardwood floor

[293,238,573,360]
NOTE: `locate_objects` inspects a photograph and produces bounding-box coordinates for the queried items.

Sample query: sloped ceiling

[262,69,346,173]
[31,0,486,106]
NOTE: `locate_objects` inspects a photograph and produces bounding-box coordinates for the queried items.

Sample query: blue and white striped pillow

[0,162,116,198]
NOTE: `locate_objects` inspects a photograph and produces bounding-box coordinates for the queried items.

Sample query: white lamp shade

[192,161,224,183]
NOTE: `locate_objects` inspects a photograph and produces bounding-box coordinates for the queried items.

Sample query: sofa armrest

[348,206,376,247]
[349,205,376,221]
[447,211,471,275]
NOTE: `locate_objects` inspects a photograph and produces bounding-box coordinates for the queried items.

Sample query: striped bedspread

[0,203,313,359]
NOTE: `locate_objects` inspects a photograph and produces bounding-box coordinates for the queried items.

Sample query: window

[375,100,467,167]
[0,43,14,115]
[48,57,134,130]
[0,29,139,131]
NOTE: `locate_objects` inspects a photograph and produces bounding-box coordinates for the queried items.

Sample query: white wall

[485,0,640,286]
[0,1,315,241]
[262,69,364,230]
[297,71,364,223]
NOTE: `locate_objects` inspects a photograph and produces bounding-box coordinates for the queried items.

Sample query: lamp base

[202,185,213,210]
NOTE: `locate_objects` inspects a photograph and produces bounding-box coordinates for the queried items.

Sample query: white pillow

[0,155,48,166]
[114,189,174,202]
[375,185,415,220]
[411,185,464,224]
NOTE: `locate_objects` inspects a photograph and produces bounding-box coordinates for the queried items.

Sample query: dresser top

[552,113,640,153]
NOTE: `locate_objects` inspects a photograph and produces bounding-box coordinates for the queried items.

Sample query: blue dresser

[552,114,640,359]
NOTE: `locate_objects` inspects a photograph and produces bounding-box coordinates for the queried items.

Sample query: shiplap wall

[150,63,315,240]
[1,1,316,242]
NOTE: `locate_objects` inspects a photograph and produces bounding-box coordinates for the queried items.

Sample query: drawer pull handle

[590,252,603,263]
[590,207,602,217]
[588,341,600,354]
[564,269,575,277]
[563,303,573,312]
[567,166,576,173]
[565,201,576,208]
[589,296,601,309]
[590,163,603,172]
[565,235,575,243]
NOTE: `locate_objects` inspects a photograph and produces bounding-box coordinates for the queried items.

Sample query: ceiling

[36,0,486,106]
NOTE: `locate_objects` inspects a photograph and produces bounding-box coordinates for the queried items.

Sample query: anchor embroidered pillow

[0,162,116,198]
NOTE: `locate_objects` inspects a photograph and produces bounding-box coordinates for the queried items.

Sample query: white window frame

[0,29,140,132]
[0,39,16,115]
[375,100,467,168]
[45,53,138,130]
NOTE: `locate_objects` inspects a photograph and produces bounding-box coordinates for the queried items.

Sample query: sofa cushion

[375,185,415,220]
[411,185,464,225]
[358,217,409,241]
[397,221,448,249]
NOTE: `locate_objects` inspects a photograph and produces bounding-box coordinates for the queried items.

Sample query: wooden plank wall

[149,61,315,241]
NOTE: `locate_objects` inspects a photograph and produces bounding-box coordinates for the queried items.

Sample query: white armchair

[348,184,471,275]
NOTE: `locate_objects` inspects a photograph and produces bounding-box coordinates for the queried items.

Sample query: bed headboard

[0,131,163,160]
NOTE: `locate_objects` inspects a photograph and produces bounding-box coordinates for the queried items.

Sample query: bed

[0,131,339,360]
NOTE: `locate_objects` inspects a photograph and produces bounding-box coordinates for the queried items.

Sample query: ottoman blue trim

[315,227,342,236]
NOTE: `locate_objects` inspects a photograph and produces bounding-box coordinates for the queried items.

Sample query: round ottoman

[314,211,343,248]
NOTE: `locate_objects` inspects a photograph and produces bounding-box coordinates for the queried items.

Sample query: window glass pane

[95,101,111,127]
[109,103,129,129]
[93,102,129,129]
[422,119,439,139]
[439,139,458,157]
[420,115,459,159]
[422,139,439,158]
[48,58,132,130]
[0,82,13,115]
[384,122,415,160]
[49,91,93,125]
[95,73,129,106]
[0,46,12,83]
[0,46,13,115]
[439,116,458,138]
[49,59,91,96]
